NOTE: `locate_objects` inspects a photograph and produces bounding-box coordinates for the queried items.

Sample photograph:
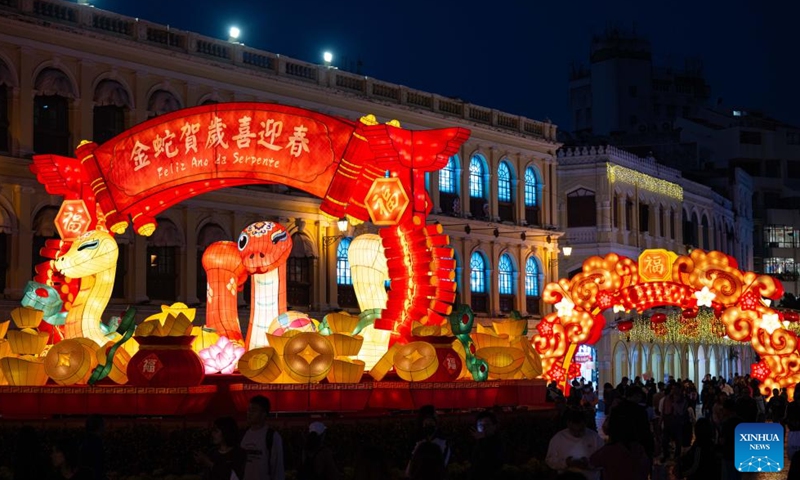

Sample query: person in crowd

[241,395,284,480]
[602,383,617,415]
[80,415,106,480]
[546,408,603,480]
[407,440,446,480]
[194,416,247,480]
[652,382,667,418]
[568,380,583,407]
[616,377,630,398]
[678,418,719,480]
[768,387,787,423]
[51,439,92,480]
[298,422,339,480]
[352,445,391,480]
[719,398,743,480]
[548,381,565,402]
[469,411,505,479]
[406,404,450,476]
[13,426,48,480]
[590,401,651,480]
[785,383,800,459]
[661,383,689,461]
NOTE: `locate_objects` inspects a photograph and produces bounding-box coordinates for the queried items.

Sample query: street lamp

[323,217,349,247]
[323,51,333,67]
[228,26,241,43]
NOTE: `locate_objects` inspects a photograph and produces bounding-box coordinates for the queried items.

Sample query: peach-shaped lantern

[44,338,98,385]
[191,326,221,354]
[282,333,334,383]
[393,342,438,382]
[7,329,49,355]
[0,356,48,386]
[327,357,366,383]
[238,347,282,383]
[10,307,43,329]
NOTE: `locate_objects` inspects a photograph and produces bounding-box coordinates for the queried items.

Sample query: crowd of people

[545,372,800,480]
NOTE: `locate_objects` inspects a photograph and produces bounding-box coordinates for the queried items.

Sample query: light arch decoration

[533,248,793,396]
[30,103,470,349]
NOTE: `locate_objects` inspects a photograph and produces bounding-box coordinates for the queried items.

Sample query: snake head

[238,221,292,274]
[55,230,119,278]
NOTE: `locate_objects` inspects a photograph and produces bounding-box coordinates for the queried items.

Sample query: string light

[607,164,683,201]
[624,309,735,345]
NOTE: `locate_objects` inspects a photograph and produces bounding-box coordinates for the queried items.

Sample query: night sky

[106,0,798,130]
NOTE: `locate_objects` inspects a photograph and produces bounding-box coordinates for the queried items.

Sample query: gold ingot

[328,333,363,357]
[96,341,131,385]
[325,312,360,335]
[472,332,511,350]
[327,357,366,383]
[393,341,438,382]
[516,338,543,379]
[265,330,301,356]
[492,320,527,339]
[475,347,525,379]
[10,307,43,329]
[368,344,398,381]
[238,347,282,383]
[135,321,159,337]
[0,339,11,359]
[7,329,49,355]
[411,323,442,337]
[0,356,48,386]
[283,333,334,383]
[164,312,193,336]
[44,339,98,385]
[0,320,9,340]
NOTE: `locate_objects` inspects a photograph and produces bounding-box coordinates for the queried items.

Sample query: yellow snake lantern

[53,230,118,347]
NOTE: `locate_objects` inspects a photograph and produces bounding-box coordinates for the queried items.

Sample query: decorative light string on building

[606,164,683,201]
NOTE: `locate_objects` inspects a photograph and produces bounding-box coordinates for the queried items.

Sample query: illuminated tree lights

[534,249,791,396]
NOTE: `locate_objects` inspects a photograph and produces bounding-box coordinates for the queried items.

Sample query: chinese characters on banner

[638,249,677,282]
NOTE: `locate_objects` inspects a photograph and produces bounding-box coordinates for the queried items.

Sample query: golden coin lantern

[282,332,334,383]
[0,357,48,386]
[393,342,439,382]
[238,347,282,383]
[44,339,98,385]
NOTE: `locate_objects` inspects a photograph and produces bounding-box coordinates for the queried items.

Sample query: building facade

[0,1,562,328]
[557,145,755,387]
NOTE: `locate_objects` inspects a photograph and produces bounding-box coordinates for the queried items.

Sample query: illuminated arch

[534,248,792,396]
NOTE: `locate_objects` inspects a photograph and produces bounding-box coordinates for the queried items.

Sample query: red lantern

[651,313,667,324]
[127,336,205,387]
[682,308,698,319]
[617,320,633,332]
[784,311,800,323]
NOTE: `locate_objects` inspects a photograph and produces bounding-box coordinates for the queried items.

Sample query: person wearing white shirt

[546,409,604,480]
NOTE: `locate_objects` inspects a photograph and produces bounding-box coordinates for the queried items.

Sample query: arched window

[34,68,74,156]
[93,80,131,144]
[336,238,357,308]
[524,167,540,226]
[439,156,460,216]
[498,253,515,313]
[567,188,597,227]
[440,156,457,194]
[470,251,488,313]
[497,161,515,223]
[525,256,541,315]
[288,232,316,310]
[146,219,183,301]
[0,59,13,152]
[469,154,488,220]
[147,89,181,118]
[31,206,59,278]
[469,156,485,198]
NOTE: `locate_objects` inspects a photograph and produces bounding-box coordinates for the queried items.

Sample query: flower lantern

[199,336,245,374]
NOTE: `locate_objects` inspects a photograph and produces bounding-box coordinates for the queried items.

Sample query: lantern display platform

[229,379,547,413]
[0,385,217,418]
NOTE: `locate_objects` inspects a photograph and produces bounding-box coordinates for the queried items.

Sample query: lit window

[497,162,511,202]
[439,156,457,194]
[336,237,352,285]
[470,252,486,293]
[524,167,538,206]
[498,253,513,295]
[525,257,540,296]
[469,155,485,198]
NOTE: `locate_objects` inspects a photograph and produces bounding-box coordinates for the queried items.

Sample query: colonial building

[557,145,755,387]
[0,0,561,328]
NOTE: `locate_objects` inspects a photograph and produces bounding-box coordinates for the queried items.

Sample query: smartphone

[476,422,484,433]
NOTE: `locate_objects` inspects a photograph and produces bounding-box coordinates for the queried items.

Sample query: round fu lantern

[410,336,463,382]
[44,339,98,385]
[127,336,204,387]
[393,341,439,382]
[282,333,334,383]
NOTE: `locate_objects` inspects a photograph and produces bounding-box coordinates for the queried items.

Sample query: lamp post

[323,51,333,68]
[228,26,241,44]
[549,238,572,278]
[323,217,349,247]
